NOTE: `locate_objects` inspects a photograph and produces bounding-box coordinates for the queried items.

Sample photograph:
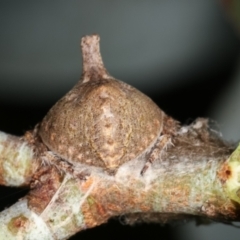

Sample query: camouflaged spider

[36,35,179,175]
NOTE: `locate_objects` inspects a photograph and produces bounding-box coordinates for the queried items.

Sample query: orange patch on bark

[218,162,232,184]
[7,215,28,235]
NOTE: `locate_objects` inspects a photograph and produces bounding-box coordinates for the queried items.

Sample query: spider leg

[141,134,172,175]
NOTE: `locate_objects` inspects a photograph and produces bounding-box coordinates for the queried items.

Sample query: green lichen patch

[225,144,240,204]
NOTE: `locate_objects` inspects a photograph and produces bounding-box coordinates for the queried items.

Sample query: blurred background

[0,0,240,239]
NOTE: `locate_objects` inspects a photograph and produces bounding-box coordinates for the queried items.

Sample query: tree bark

[0,118,239,239]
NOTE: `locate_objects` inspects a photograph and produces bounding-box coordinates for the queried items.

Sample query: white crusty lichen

[0,131,36,186]
[0,173,90,240]
[0,199,53,240]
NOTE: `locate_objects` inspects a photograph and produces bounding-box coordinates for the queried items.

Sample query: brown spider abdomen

[39,77,163,170]
[38,34,164,171]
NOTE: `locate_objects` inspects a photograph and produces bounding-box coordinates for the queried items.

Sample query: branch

[0,35,239,239]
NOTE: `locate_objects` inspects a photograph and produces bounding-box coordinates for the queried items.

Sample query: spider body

[39,76,164,172]
[38,35,177,173]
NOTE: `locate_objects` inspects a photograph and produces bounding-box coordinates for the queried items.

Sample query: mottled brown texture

[27,166,63,214]
[38,35,163,171]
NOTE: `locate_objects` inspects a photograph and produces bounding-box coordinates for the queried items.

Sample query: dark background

[0,1,240,239]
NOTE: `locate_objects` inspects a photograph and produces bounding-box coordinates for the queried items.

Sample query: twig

[0,35,239,239]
